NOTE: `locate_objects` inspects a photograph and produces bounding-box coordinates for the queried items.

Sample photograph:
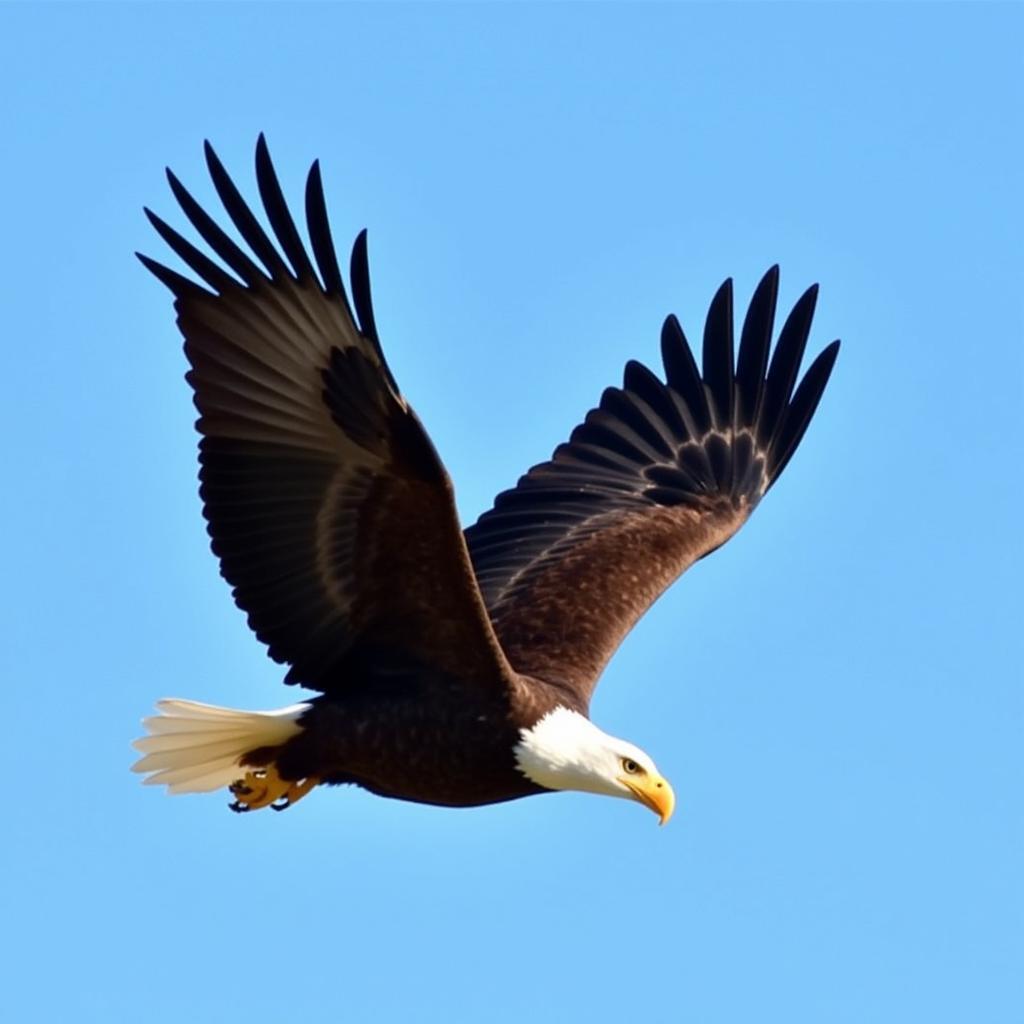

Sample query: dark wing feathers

[143,137,839,710]
[464,266,839,702]
[253,137,317,283]
[702,278,734,430]
[735,265,776,424]
[769,340,840,482]
[140,136,510,693]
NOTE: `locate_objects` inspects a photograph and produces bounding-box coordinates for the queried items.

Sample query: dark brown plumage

[132,137,839,821]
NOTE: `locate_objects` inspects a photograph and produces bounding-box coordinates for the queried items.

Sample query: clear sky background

[2,4,1020,1022]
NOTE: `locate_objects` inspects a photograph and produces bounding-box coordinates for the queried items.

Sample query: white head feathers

[514,706,665,804]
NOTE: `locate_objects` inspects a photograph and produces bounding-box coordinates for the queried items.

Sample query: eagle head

[513,706,675,824]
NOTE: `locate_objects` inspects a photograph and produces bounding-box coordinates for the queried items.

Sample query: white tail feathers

[132,699,309,795]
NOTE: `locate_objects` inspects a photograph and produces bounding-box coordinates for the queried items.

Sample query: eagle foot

[227,767,317,813]
[270,775,319,811]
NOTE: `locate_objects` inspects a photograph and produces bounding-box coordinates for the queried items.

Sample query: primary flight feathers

[133,136,838,820]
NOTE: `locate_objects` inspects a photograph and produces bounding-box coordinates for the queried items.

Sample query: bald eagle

[132,137,839,824]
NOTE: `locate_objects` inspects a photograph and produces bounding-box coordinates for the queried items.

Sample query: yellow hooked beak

[620,772,676,825]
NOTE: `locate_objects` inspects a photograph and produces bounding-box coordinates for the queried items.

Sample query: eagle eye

[622,758,641,774]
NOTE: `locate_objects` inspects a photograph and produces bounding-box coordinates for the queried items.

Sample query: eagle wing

[464,268,839,706]
[140,137,511,694]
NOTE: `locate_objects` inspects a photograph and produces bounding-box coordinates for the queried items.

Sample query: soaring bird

[133,137,839,824]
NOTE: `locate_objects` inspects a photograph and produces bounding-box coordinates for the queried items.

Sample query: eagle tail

[131,699,309,795]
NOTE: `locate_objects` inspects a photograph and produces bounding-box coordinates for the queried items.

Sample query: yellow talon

[228,765,318,813]
[280,775,318,808]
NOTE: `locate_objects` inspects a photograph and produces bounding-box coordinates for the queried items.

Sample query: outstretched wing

[464,268,839,705]
[140,136,511,694]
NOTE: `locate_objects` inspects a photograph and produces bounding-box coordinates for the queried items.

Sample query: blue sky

[2,3,1020,1022]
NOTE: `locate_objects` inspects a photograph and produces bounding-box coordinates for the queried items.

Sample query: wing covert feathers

[464,267,839,702]
[140,137,511,694]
